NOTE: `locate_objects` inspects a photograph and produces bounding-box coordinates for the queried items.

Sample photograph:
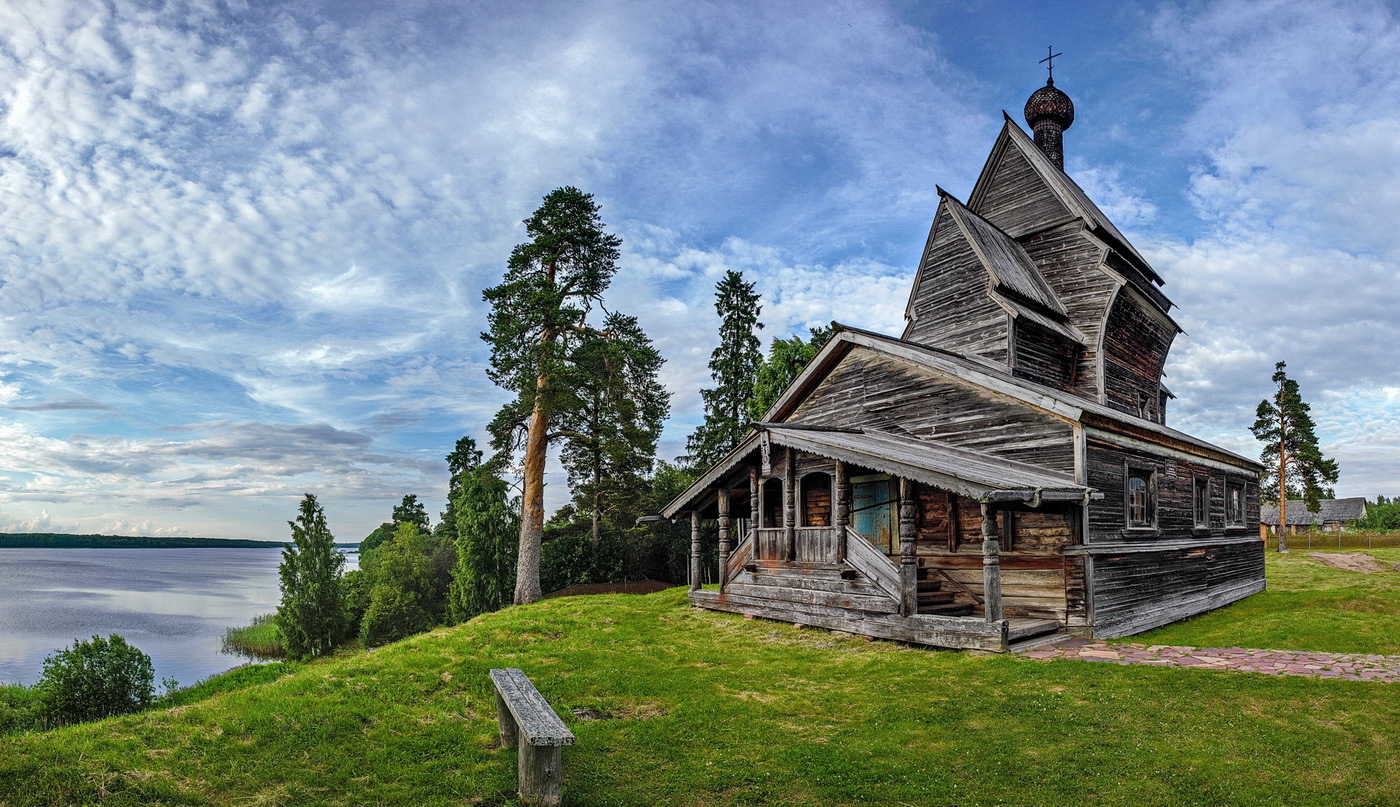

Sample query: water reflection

[0,548,354,687]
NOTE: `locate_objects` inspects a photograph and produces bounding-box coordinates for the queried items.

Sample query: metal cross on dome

[1040,46,1063,82]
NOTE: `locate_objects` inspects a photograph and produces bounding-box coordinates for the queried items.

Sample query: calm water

[0,548,301,687]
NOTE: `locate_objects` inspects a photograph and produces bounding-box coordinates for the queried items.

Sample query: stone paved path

[1019,638,1400,682]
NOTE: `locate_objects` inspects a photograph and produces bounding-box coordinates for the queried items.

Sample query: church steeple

[1023,47,1074,171]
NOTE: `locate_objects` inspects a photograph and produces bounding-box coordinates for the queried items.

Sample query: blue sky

[0,0,1397,541]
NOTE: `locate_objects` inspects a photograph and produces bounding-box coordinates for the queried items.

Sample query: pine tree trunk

[514,378,549,604]
[1277,443,1289,553]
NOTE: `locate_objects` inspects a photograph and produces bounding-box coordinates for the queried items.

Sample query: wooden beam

[689,511,702,592]
[717,489,731,592]
[784,447,796,562]
[899,477,917,616]
[834,460,849,563]
[980,501,1003,623]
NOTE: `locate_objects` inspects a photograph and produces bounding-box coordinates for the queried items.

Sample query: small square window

[1126,468,1156,528]
[1193,477,1210,529]
[1226,483,1244,527]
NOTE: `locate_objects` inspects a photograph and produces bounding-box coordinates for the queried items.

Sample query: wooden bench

[489,668,576,806]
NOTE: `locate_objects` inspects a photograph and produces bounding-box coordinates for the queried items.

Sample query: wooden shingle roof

[939,190,1068,318]
[1259,497,1367,526]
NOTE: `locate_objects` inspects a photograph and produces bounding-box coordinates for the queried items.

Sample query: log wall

[1082,430,1265,634]
[911,482,1077,622]
[1101,290,1175,423]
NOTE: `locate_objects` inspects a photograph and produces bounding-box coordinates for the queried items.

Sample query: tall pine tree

[686,270,763,468]
[483,186,640,603]
[275,494,347,661]
[1251,361,1339,552]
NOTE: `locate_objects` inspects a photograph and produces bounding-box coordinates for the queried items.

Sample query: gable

[901,204,1011,361]
[786,344,1077,476]
[968,132,1076,238]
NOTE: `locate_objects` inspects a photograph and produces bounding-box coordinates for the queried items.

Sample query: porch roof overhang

[661,424,1094,519]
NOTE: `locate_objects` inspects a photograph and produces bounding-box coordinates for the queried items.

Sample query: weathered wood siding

[1101,289,1175,423]
[1083,430,1265,635]
[973,142,1073,238]
[911,484,1076,621]
[1012,319,1077,390]
[1015,222,1116,402]
[1088,541,1265,637]
[1085,436,1259,544]
[904,207,1011,360]
[789,347,1077,474]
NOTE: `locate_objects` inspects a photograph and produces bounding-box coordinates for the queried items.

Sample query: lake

[0,548,354,688]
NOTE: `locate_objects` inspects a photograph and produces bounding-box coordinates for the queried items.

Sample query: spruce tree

[686,270,763,468]
[1251,361,1339,552]
[482,186,625,604]
[558,311,670,563]
[448,457,519,621]
[747,323,837,421]
[276,494,347,660]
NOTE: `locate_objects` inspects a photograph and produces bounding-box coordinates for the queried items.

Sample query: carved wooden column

[834,460,849,563]
[717,489,731,591]
[689,510,702,592]
[980,501,1003,622]
[899,477,918,616]
[749,467,760,557]
[784,448,797,562]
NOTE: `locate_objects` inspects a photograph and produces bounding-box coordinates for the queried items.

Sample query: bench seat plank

[489,668,576,747]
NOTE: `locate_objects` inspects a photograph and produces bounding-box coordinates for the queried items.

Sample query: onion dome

[1023,79,1074,171]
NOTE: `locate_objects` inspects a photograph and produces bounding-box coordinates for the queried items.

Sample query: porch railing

[725,529,754,583]
[844,526,901,602]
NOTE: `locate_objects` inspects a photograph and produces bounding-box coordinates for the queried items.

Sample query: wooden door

[851,476,895,554]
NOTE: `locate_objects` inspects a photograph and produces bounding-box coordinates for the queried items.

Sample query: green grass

[221,614,284,660]
[1,552,1398,806]
[1130,547,1400,655]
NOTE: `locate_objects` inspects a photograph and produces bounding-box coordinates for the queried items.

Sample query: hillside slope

[2,583,1398,806]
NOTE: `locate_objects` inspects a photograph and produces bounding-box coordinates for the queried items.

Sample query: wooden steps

[914,564,977,616]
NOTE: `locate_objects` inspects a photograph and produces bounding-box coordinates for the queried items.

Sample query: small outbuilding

[1259,497,1367,534]
[664,77,1265,651]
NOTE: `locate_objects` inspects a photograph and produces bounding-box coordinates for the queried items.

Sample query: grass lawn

[1,551,1397,806]
[1130,547,1400,655]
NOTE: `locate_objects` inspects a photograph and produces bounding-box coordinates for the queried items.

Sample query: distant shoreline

[0,533,361,550]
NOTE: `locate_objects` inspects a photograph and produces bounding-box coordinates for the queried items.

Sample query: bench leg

[518,743,563,806]
[494,691,518,748]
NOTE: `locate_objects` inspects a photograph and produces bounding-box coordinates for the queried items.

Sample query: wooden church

[663,74,1265,651]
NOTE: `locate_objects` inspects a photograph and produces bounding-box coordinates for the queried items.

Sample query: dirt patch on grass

[1306,552,1393,574]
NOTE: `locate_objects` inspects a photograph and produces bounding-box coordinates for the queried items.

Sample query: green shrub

[0,684,44,735]
[341,568,372,632]
[35,634,154,724]
[361,583,431,647]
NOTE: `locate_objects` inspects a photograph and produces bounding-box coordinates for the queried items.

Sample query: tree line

[275,186,834,660]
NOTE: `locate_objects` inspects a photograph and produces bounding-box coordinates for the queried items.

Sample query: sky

[0,0,1398,542]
